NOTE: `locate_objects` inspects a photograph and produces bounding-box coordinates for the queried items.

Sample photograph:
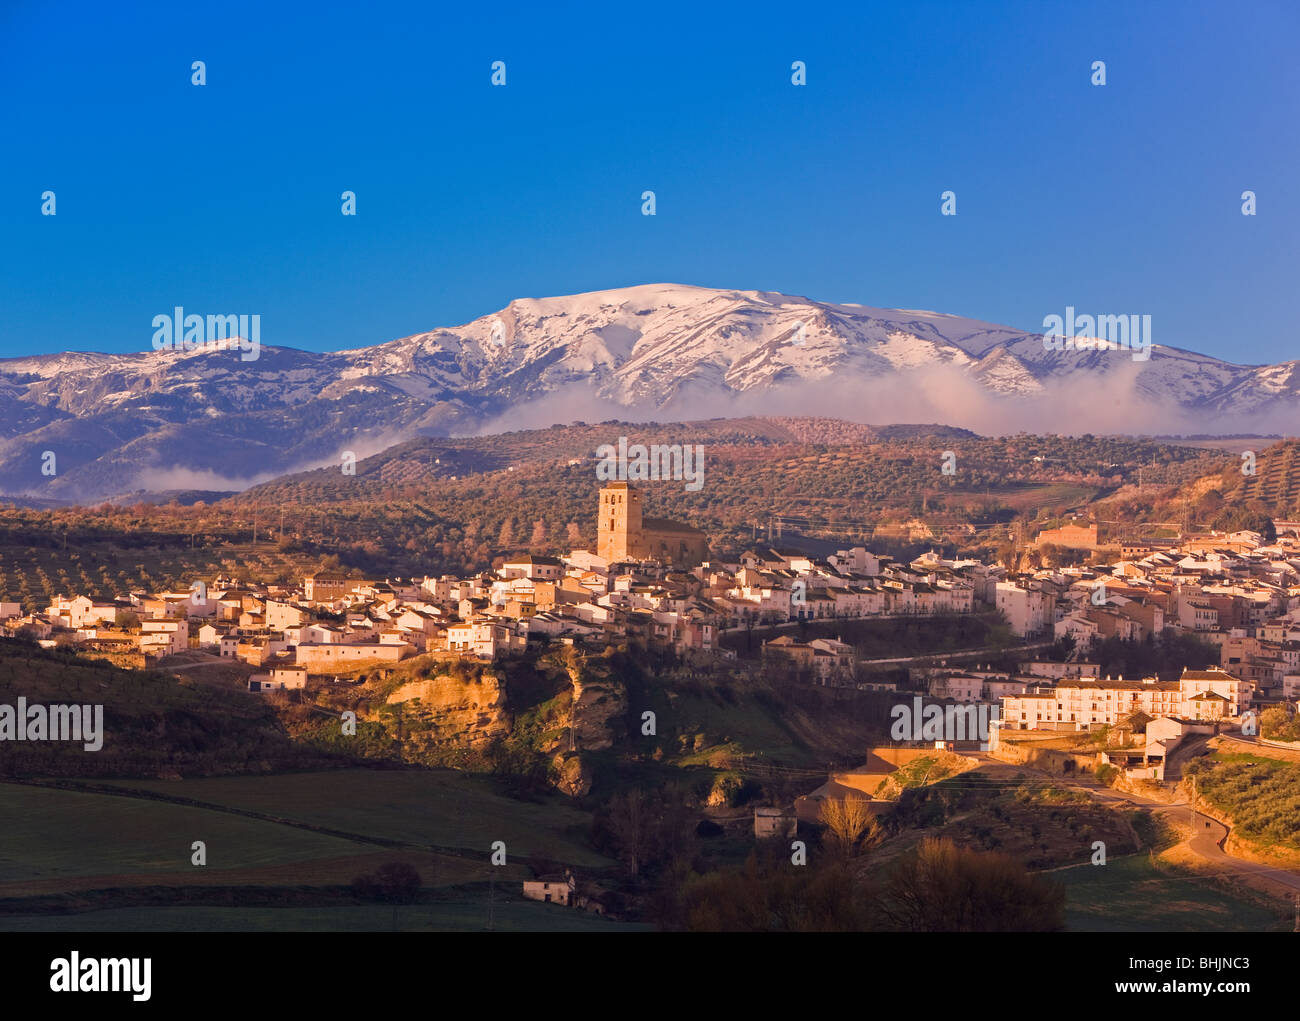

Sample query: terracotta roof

[643,516,705,536]
[1181,669,1241,681]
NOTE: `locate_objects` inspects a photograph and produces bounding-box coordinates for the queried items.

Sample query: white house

[501,555,564,581]
[249,666,309,692]
[446,621,525,659]
[996,581,1056,638]
[140,619,189,658]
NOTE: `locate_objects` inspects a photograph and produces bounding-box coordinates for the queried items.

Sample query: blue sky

[1,0,1296,363]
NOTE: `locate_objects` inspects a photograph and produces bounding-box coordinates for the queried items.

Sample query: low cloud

[105,427,424,499]
[20,357,1294,504]
[464,360,1263,438]
[130,466,285,493]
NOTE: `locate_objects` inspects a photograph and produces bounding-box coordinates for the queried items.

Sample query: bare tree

[606,789,650,879]
[820,795,875,858]
[882,837,1064,931]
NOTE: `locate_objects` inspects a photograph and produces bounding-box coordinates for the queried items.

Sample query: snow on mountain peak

[1,283,1295,503]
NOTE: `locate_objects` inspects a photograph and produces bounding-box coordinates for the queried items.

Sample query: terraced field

[1238,439,1300,511]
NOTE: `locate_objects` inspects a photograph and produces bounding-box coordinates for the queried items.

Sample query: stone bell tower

[597,482,644,560]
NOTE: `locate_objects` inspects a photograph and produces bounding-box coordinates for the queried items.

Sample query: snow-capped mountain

[0,283,1293,501]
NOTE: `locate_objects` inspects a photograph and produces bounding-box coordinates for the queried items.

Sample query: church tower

[597,482,644,561]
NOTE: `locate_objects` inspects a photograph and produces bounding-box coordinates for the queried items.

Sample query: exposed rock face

[551,751,593,798]
[385,672,509,746]
[569,664,627,752]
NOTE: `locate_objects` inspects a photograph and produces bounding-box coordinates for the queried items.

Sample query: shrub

[352,862,422,903]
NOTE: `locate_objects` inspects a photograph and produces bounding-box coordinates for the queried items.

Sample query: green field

[92,769,613,866]
[1057,853,1287,932]
[0,770,622,931]
[0,900,649,932]
[0,782,366,884]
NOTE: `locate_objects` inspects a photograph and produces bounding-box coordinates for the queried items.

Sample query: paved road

[1216,732,1300,761]
[857,640,1055,668]
[973,749,1300,897]
[721,611,1009,637]
[1081,778,1300,896]
[162,660,240,671]
[1171,801,1300,895]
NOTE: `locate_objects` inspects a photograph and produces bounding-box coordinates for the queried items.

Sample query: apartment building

[1000,667,1252,731]
[995,580,1056,638]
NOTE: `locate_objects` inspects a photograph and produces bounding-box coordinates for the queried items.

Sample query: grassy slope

[0,769,632,931]
[90,770,612,866]
[1057,853,1287,932]
[0,782,366,884]
[0,640,331,777]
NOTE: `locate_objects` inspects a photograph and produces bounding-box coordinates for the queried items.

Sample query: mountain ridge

[1,283,1293,501]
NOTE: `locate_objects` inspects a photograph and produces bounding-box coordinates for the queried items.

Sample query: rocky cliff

[385,671,510,748]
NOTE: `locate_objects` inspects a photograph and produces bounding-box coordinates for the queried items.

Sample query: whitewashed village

[5,485,1300,796]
